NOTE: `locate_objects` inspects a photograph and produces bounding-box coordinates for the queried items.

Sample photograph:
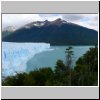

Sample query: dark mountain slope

[2,18,98,45]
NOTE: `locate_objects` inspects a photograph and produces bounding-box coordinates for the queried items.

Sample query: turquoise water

[26,46,93,72]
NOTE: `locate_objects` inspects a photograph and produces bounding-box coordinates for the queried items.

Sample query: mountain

[3,26,16,32]
[2,18,98,45]
[2,26,16,39]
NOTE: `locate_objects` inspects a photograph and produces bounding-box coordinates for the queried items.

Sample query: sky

[2,14,98,31]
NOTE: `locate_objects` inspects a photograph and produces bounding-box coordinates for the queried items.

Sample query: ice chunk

[2,42,50,77]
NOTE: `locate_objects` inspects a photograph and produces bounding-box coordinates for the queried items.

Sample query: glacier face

[2,42,50,77]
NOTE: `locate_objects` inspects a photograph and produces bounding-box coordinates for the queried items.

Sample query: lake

[26,46,93,72]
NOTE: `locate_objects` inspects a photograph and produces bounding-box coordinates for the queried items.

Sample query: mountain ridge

[2,18,98,45]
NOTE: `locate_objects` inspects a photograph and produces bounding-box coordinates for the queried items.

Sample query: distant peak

[51,18,67,25]
[3,26,16,32]
[24,18,67,28]
[55,18,62,21]
[45,18,66,22]
[44,20,49,22]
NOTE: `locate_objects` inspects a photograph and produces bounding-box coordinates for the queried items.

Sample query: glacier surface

[2,42,50,77]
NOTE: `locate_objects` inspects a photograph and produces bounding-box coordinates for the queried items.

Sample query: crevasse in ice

[2,42,50,77]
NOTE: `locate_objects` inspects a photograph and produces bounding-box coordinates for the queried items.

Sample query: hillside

[2,18,98,45]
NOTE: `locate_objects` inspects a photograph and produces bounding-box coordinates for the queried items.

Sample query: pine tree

[65,46,73,85]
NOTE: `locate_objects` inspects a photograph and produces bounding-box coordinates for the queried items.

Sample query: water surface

[26,46,93,72]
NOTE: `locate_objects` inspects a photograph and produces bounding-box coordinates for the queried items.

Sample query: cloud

[2,14,62,29]
[2,14,43,29]
[62,14,98,31]
[63,14,84,21]
[39,14,62,21]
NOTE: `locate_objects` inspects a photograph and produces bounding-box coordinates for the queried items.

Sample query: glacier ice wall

[2,42,50,77]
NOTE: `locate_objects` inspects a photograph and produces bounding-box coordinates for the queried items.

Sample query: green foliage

[2,73,27,86]
[2,46,98,86]
[55,60,66,73]
[65,46,73,68]
[74,46,98,86]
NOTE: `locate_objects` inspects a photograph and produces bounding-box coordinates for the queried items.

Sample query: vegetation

[2,46,98,86]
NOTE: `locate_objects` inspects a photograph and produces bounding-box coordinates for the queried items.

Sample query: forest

[2,46,98,86]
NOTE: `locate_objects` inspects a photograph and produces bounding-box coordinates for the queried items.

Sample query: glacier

[2,42,50,77]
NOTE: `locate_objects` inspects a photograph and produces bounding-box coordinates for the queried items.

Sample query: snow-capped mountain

[3,26,16,32]
[2,26,16,39]
[23,18,68,28]
[2,18,98,45]
[24,21,46,28]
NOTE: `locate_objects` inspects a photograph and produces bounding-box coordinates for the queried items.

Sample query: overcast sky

[2,14,98,31]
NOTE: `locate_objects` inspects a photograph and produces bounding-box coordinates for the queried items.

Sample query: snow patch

[33,22,45,27]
